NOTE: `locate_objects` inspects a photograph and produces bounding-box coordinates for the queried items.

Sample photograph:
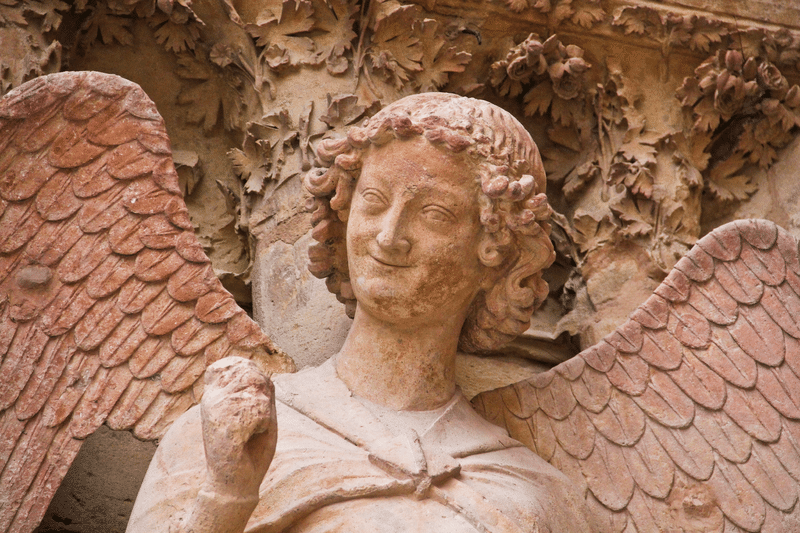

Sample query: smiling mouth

[369,254,410,268]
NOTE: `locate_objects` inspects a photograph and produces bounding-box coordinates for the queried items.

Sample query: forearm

[128,359,276,533]
[176,483,260,533]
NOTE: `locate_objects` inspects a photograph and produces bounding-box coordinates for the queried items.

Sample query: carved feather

[474,219,800,532]
[0,72,294,533]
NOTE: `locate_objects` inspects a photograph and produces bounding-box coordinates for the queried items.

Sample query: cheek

[418,244,484,298]
[345,228,383,297]
[346,229,374,277]
[346,202,381,241]
[345,216,371,254]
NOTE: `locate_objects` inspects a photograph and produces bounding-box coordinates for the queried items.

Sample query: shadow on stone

[34,426,156,533]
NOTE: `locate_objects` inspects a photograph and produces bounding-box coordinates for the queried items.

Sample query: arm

[182,357,278,532]
[128,357,277,533]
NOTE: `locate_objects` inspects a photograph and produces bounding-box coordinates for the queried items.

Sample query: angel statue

[1,73,800,533]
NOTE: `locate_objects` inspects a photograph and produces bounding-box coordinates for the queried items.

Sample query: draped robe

[128,360,594,532]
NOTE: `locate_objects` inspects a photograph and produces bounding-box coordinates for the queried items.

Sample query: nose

[376,207,411,254]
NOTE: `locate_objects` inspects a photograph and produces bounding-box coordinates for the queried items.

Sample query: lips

[368,253,410,268]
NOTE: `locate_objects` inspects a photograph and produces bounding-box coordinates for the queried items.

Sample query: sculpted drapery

[129,360,594,532]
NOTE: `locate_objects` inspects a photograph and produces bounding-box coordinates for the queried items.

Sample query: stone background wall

[1,0,799,529]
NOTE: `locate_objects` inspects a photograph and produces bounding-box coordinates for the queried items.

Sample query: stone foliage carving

[2,0,797,358]
[0,71,293,533]
[678,50,800,201]
[483,28,800,348]
[0,1,65,93]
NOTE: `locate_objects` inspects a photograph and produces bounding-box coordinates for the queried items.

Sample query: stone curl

[304,93,556,352]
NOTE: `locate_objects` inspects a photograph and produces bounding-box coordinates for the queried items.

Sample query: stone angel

[0,72,798,533]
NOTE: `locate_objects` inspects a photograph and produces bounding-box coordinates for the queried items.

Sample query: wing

[0,71,295,533]
[473,219,800,533]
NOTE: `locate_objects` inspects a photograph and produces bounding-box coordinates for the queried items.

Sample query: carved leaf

[612,7,657,36]
[149,12,200,53]
[523,82,554,117]
[707,153,757,202]
[762,99,798,133]
[505,0,528,12]
[175,54,242,132]
[415,19,471,92]
[545,146,584,192]
[79,4,134,47]
[320,94,374,128]
[544,126,599,200]
[366,5,424,90]
[671,131,711,188]
[241,109,299,190]
[550,96,584,127]
[0,2,27,26]
[621,164,654,198]
[310,0,358,74]
[531,0,551,12]
[609,192,654,238]
[571,2,605,29]
[677,76,703,108]
[688,20,725,53]
[12,0,69,32]
[229,143,268,195]
[552,1,574,25]
[573,208,617,253]
[692,98,722,132]
[247,0,316,69]
[619,135,658,168]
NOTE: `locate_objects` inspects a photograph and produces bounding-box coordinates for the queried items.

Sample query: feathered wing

[0,72,294,533]
[473,219,800,533]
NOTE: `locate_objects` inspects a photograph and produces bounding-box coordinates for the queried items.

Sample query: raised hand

[178,357,278,533]
[200,356,278,497]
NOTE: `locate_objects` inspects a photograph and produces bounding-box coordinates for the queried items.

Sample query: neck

[335,308,465,411]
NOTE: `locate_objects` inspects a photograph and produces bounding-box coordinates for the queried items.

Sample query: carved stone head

[304,93,555,352]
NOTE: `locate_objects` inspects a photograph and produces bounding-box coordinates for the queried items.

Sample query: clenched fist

[200,356,278,499]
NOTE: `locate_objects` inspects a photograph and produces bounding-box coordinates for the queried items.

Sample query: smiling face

[346,136,487,326]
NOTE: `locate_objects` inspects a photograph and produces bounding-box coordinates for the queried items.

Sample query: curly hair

[304,93,556,353]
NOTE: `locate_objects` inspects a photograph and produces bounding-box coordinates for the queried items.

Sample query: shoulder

[458,446,597,532]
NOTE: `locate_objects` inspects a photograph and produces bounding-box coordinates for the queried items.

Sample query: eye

[360,188,387,205]
[422,205,455,223]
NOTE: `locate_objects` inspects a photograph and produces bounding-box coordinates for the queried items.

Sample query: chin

[352,282,466,328]
[352,277,414,317]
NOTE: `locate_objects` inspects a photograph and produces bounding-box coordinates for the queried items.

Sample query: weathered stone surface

[252,233,350,369]
[0,72,293,533]
[128,94,597,533]
[474,220,800,532]
[0,0,798,530]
